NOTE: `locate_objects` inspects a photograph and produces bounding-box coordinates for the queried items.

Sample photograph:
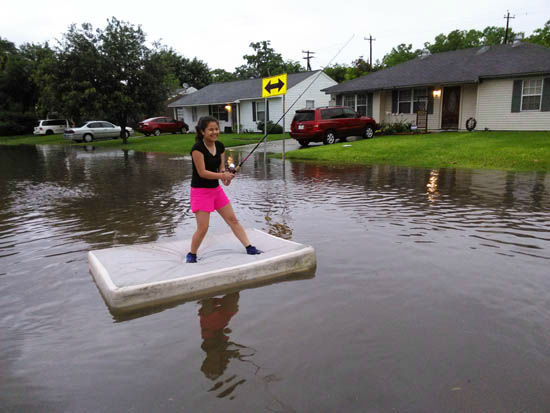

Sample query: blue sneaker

[246,245,262,255]
[186,252,197,263]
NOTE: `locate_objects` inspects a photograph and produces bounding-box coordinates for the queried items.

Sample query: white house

[323,42,550,132]
[168,71,337,133]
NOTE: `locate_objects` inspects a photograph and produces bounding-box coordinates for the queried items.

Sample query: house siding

[460,85,477,130]
[477,78,550,131]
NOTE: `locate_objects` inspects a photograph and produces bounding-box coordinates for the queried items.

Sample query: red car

[290,106,377,147]
[137,117,189,136]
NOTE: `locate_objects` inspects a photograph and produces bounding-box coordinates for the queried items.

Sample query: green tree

[210,68,238,83]
[527,20,550,47]
[48,18,173,143]
[382,43,422,67]
[234,40,304,79]
[323,63,350,83]
[425,29,483,53]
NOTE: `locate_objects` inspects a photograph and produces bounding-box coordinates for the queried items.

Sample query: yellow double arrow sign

[262,74,287,98]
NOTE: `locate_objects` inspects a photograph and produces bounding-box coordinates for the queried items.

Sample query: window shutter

[367,93,373,117]
[428,88,434,114]
[208,105,212,115]
[336,95,342,106]
[511,80,522,112]
[392,90,398,113]
[266,100,270,121]
[541,78,550,112]
[252,102,256,121]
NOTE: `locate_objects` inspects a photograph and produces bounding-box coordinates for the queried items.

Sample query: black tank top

[190,140,225,188]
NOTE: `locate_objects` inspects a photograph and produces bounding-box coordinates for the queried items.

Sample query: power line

[302,50,315,71]
[503,10,516,44]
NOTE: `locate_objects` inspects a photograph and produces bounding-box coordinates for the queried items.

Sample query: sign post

[261,73,287,168]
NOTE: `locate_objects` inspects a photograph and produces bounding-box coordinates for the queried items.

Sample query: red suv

[290,106,377,147]
[137,117,189,136]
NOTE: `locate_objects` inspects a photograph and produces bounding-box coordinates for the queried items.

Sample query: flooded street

[1,143,549,411]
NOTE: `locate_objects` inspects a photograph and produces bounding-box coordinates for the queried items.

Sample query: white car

[34,119,70,135]
[63,121,134,142]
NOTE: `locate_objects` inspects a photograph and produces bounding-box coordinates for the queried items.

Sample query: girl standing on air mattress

[186,116,261,263]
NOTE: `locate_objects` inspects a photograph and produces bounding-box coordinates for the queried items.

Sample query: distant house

[166,86,198,119]
[323,42,550,131]
[168,71,337,133]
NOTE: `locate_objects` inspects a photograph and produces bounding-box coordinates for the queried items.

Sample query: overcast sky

[3,0,549,73]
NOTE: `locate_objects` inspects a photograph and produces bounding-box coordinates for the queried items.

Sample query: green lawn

[282,131,550,172]
[0,132,284,154]
[3,130,549,171]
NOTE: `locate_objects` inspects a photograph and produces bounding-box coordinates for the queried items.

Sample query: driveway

[232,136,363,154]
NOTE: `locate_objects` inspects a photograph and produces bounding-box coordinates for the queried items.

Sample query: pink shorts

[190,186,230,213]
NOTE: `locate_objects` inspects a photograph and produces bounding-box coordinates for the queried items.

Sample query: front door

[441,87,461,129]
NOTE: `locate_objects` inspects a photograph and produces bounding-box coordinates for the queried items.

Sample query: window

[356,95,367,116]
[398,89,411,113]
[336,95,343,106]
[306,100,314,109]
[344,95,355,109]
[101,122,115,128]
[210,104,228,121]
[343,107,357,118]
[256,101,265,122]
[192,107,197,122]
[293,111,315,122]
[413,88,428,113]
[521,79,543,111]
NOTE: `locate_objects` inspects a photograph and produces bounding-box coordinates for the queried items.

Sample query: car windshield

[142,118,156,122]
[293,111,314,122]
[77,123,89,128]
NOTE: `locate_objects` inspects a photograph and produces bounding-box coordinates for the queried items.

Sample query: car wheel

[364,125,375,139]
[45,130,53,136]
[83,133,93,143]
[125,130,130,139]
[153,129,161,136]
[323,131,336,145]
[298,139,309,147]
[181,127,188,134]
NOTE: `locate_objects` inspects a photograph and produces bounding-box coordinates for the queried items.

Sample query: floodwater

[1,143,549,412]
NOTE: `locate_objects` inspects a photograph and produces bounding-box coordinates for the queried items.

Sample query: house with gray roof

[323,42,550,131]
[168,71,337,133]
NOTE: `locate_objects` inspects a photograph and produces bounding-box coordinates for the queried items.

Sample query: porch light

[225,104,231,112]
[432,89,441,98]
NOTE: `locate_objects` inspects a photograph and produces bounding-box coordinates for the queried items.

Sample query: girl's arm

[192,150,232,181]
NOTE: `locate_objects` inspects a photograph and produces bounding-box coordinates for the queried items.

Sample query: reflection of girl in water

[199,293,240,380]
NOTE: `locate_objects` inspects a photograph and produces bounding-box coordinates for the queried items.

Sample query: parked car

[63,121,134,142]
[34,119,70,135]
[290,106,377,147]
[137,117,189,136]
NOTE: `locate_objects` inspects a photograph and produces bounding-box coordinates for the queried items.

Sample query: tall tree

[210,68,238,83]
[48,18,173,143]
[526,20,550,47]
[234,40,304,79]
[382,43,422,67]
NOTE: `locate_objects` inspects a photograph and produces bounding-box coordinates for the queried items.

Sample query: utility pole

[302,50,315,71]
[364,34,376,69]
[503,10,515,44]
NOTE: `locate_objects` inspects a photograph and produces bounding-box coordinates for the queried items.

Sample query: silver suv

[34,119,70,135]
